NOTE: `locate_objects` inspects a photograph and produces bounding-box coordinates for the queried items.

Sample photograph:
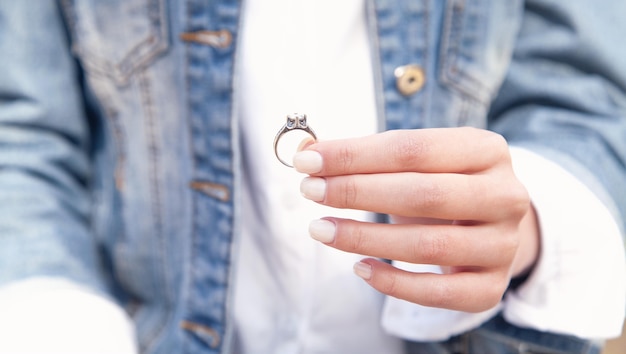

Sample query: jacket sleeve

[489,0,626,235]
[0,2,107,292]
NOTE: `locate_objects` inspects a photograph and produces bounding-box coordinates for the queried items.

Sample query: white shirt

[233,1,403,353]
[0,1,624,353]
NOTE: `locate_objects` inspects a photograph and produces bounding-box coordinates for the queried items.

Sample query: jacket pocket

[61,0,169,85]
[439,0,522,104]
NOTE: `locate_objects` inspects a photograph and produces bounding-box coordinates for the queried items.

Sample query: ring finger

[309,218,516,268]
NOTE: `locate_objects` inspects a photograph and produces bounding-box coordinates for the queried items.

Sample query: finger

[300,127,510,176]
[309,218,517,268]
[301,172,529,221]
[296,136,316,152]
[354,258,508,312]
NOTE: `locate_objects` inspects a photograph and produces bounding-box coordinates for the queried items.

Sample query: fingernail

[296,137,316,152]
[300,177,326,202]
[293,150,323,174]
[353,261,372,280]
[308,219,336,243]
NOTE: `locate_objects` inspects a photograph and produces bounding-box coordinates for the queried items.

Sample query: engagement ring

[273,113,317,167]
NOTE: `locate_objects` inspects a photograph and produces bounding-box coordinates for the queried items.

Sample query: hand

[294,127,540,313]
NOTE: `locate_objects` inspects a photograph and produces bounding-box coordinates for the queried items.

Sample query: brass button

[189,180,230,202]
[180,29,233,48]
[181,320,221,348]
[394,64,425,96]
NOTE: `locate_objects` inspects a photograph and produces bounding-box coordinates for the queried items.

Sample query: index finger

[295,127,510,176]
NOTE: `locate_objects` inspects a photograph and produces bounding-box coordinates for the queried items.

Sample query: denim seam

[439,0,490,104]
[183,0,201,348]
[137,69,172,354]
[58,0,169,85]
[404,0,429,127]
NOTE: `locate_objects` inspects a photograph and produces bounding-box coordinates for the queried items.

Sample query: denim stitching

[439,0,493,104]
[137,69,172,354]
[58,0,169,85]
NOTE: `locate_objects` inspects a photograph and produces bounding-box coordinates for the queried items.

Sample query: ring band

[273,113,317,167]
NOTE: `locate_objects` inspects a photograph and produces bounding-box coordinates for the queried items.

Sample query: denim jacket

[0,1,624,353]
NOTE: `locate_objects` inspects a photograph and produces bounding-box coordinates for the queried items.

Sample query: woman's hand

[294,127,540,313]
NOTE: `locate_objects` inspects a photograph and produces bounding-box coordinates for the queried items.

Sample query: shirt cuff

[503,146,626,340]
[0,277,138,354]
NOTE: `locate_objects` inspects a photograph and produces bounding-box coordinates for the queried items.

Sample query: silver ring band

[273,113,317,167]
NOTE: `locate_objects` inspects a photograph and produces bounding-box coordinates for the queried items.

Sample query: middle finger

[301,173,517,221]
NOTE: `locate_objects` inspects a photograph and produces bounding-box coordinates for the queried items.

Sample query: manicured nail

[308,219,336,243]
[296,137,316,152]
[293,150,323,174]
[353,261,372,280]
[300,177,326,202]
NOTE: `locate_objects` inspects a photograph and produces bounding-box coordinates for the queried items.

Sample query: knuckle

[480,294,502,312]
[502,182,530,219]
[347,225,369,253]
[412,181,446,211]
[391,132,430,167]
[416,233,449,264]
[337,144,355,172]
[490,131,509,151]
[469,274,508,312]
[483,278,508,309]
[513,186,531,214]
[488,173,530,220]
[502,228,520,254]
[487,131,509,154]
[481,130,511,167]
[428,279,455,308]
[338,177,359,208]
[499,237,519,264]
[377,271,399,295]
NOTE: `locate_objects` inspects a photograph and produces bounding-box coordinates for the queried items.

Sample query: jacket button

[180,29,233,48]
[181,320,221,348]
[394,64,425,96]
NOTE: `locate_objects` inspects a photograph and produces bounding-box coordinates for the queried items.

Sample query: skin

[295,127,540,313]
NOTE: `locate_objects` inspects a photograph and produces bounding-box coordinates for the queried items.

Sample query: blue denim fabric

[1,0,625,353]
[405,314,602,354]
